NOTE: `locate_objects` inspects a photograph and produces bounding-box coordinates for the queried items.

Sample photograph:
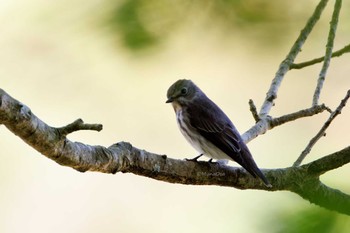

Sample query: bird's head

[166,79,197,108]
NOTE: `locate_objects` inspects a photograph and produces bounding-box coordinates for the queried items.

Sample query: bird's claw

[207,159,217,164]
[185,154,203,162]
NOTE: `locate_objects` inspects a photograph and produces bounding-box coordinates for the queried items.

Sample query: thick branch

[305,146,350,176]
[1,88,350,214]
[291,179,350,215]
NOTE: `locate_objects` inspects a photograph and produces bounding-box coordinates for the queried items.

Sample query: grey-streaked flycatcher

[166,79,271,187]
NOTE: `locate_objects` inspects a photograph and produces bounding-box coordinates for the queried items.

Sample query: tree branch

[290,43,350,70]
[291,179,350,215]
[294,89,350,166]
[57,119,102,136]
[242,104,329,143]
[305,146,350,176]
[1,88,350,215]
[312,0,342,106]
[270,104,330,129]
[242,0,330,143]
[259,0,329,117]
[248,99,260,122]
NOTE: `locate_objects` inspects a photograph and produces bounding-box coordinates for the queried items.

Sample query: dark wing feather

[186,100,243,162]
[197,118,242,153]
[186,97,271,186]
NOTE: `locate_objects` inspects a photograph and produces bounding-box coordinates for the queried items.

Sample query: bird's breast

[176,109,191,141]
[176,109,204,154]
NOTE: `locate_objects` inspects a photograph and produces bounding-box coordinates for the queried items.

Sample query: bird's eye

[181,87,188,95]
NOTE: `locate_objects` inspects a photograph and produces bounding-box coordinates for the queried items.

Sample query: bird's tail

[240,145,272,188]
[249,164,271,188]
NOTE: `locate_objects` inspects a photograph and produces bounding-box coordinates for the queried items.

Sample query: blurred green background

[1,0,350,232]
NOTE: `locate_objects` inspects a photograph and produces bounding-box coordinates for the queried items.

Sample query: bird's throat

[172,102,182,113]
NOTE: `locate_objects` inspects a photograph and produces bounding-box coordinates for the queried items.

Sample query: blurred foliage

[106,0,183,51]
[105,0,311,51]
[108,0,157,50]
[206,0,288,25]
[269,206,350,233]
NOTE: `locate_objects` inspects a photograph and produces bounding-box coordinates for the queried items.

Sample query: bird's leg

[186,154,203,162]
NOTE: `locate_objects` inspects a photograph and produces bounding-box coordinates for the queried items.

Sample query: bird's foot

[185,154,203,162]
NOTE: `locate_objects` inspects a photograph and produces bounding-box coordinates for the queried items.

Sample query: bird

[166,79,271,187]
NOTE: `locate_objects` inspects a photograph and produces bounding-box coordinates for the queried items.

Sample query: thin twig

[294,89,350,167]
[242,104,329,143]
[249,99,260,122]
[312,0,342,106]
[259,0,330,117]
[270,104,330,129]
[57,118,103,136]
[290,43,350,69]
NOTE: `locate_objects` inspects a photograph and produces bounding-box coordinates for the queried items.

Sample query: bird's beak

[166,97,174,103]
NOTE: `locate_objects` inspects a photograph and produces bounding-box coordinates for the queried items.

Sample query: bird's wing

[187,103,242,156]
[186,101,271,186]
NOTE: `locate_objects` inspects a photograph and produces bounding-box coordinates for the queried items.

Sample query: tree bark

[1,88,349,215]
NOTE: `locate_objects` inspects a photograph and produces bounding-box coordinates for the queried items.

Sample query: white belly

[176,109,232,161]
